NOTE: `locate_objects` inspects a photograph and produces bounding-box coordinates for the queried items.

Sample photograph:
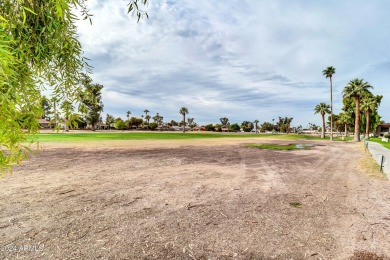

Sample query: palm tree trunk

[54,100,58,128]
[330,77,333,141]
[183,115,186,133]
[321,113,325,139]
[344,123,347,137]
[365,110,370,139]
[354,96,360,142]
[65,117,69,132]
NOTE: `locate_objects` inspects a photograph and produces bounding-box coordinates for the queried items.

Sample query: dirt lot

[1,138,390,259]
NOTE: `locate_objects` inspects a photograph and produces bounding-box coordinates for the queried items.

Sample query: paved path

[366,140,390,179]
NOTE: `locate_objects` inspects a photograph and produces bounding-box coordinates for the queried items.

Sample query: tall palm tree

[254,119,259,134]
[144,109,149,116]
[179,107,189,133]
[360,94,382,138]
[323,66,336,140]
[126,110,131,129]
[343,78,372,142]
[314,103,330,139]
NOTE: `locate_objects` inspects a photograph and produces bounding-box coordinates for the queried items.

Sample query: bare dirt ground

[1,138,390,259]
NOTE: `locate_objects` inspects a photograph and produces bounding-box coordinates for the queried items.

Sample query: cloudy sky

[75,0,390,127]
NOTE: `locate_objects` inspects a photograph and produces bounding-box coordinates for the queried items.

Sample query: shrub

[229,123,241,132]
[384,134,390,138]
[115,119,127,130]
[241,121,254,132]
[204,124,215,131]
[149,122,158,130]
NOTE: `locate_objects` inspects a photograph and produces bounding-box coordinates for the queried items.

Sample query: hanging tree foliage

[0,0,148,175]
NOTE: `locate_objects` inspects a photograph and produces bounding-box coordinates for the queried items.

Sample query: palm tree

[360,94,382,138]
[61,99,75,132]
[187,118,194,131]
[254,119,259,134]
[179,107,189,133]
[145,115,151,129]
[338,112,352,137]
[144,109,149,116]
[314,103,331,139]
[126,111,131,130]
[323,66,336,140]
[220,117,229,132]
[343,78,372,142]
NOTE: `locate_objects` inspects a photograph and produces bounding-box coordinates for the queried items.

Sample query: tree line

[103,110,295,134]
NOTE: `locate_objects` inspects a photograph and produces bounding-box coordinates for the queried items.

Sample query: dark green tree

[129,117,144,129]
[41,96,52,120]
[260,122,274,132]
[149,122,158,130]
[79,75,104,131]
[229,123,241,132]
[205,124,215,131]
[241,121,254,132]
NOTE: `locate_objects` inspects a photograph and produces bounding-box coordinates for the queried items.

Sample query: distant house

[38,118,53,129]
[169,126,191,131]
[95,122,110,130]
[375,123,390,137]
[193,126,205,131]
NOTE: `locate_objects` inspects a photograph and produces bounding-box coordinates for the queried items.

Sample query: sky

[75,0,390,127]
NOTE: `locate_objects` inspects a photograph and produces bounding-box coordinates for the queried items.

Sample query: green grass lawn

[367,137,390,150]
[31,131,353,142]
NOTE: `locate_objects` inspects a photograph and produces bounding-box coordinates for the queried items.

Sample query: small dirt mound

[350,250,389,260]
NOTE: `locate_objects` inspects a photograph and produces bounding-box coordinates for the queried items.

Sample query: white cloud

[75,0,390,126]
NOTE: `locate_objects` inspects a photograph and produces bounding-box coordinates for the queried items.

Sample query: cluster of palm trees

[315,67,382,141]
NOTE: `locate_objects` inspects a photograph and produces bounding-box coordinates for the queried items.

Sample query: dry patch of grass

[289,201,303,208]
[358,146,387,179]
[245,143,312,151]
